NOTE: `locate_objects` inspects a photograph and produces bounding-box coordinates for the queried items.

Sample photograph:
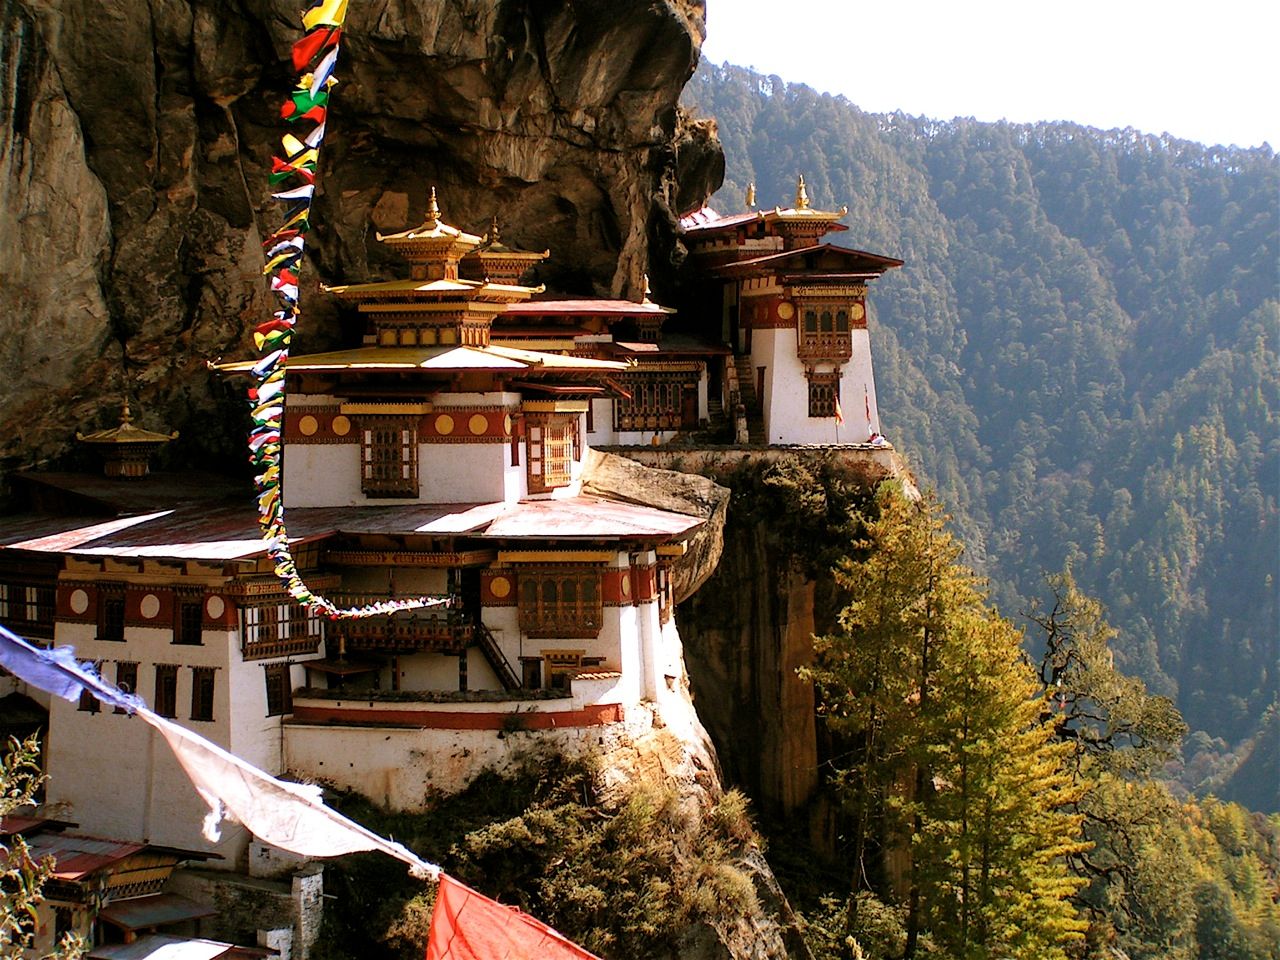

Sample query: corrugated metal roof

[481,496,701,540]
[215,344,628,374]
[88,934,237,960]
[505,299,674,316]
[22,833,148,880]
[99,893,216,932]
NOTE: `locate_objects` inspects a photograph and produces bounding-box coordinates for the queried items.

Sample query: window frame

[517,566,604,639]
[806,370,841,419]
[190,666,216,722]
[154,664,179,718]
[99,588,126,643]
[264,663,293,717]
[360,417,419,498]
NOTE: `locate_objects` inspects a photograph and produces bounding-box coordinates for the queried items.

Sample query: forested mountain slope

[682,62,1278,803]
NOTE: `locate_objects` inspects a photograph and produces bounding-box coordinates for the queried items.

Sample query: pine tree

[808,486,1087,958]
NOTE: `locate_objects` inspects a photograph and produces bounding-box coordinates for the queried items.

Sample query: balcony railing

[325,593,467,654]
[797,331,853,361]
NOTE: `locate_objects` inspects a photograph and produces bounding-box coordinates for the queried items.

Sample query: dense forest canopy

[681,61,1279,807]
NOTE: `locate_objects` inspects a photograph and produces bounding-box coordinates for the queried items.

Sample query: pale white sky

[700,0,1278,149]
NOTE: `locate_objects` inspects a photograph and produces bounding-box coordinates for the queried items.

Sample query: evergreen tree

[807,486,1086,958]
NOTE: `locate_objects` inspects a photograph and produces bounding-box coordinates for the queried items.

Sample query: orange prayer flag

[425,875,602,960]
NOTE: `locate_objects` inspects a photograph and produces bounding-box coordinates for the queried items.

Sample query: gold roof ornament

[424,186,441,228]
[795,174,810,211]
[745,182,756,209]
[77,400,178,479]
[459,213,550,285]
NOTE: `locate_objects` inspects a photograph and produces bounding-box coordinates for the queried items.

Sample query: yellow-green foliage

[311,751,763,960]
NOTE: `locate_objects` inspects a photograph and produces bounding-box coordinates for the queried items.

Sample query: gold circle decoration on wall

[140,594,161,619]
[70,589,89,615]
[206,596,226,619]
[469,413,489,436]
[489,576,511,599]
[850,303,866,322]
[298,415,319,436]
[435,414,455,435]
[503,414,513,436]
[777,301,795,320]
[331,415,352,436]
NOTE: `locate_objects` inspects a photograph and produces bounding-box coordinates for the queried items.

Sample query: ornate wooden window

[0,582,55,639]
[264,663,293,717]
[807,370,841,418]
[518,567,604,638]
[154,664,178,718]
[797,304,853,361]
[526,418,573,494]
[190,666,216,722]
[242,602,323,660]
[360,418,418,497]
[614,375,694,431]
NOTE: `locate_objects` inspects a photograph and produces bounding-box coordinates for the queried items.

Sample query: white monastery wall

[842,327,881,440]
[282,445,362,507]
[45,621,250,862]
[284,697,654,808]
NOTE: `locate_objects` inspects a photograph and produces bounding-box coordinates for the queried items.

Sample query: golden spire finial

[489,214,501,243]
[745,182,756,209]
[795,174,810,210]
[425,186,440,226]
[120,399,133,425]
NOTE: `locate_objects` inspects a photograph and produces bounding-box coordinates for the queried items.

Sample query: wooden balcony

[333,613,472,655]
[797,331,853,362]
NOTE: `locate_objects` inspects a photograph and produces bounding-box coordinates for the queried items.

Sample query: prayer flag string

[253,0,443,620]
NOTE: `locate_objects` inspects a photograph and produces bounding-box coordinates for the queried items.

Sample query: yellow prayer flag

[302,0,348,31]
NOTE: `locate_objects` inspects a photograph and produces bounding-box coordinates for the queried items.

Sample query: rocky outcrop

[0,0,722,475]
[580,448,728,601]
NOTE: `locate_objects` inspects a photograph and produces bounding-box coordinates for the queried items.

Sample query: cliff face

[0,0,720,472]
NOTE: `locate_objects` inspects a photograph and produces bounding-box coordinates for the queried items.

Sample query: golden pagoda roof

[76,402,179,446]
[770,174,848,220]
[375,188,484,251]
[468,215,549,261]
[212,344,629,375]
[323,277,543,301]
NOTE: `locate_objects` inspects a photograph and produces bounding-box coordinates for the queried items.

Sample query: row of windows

[95,591,204,645]
[613,377,697,432]
[0,583,55,625]
[242,603,324,659]
[77,663,293,719]
[361,415,582,498]
[517,569,604,638]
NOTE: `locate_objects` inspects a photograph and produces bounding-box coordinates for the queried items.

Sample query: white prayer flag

[136,705,438,878]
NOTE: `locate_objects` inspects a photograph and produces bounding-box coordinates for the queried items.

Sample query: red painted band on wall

[289,701,624,730]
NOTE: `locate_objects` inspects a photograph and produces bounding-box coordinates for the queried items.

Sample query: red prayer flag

[425,875,602,960]
[834,396,844,425]
[291,26,341,72]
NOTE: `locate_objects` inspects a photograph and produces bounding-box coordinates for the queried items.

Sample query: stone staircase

[732,355,766,444]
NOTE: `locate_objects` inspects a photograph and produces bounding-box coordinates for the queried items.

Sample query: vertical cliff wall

[0,0,720,473]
